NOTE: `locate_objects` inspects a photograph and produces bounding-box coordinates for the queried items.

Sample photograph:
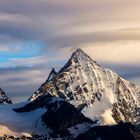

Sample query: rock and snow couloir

[29,48,140,125]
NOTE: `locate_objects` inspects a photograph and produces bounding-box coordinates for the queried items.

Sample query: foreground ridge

[0,48,140,139]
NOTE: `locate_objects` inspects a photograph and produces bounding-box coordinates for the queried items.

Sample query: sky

[1,0,140,102]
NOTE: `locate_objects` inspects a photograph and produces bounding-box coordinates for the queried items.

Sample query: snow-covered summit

[59,48,99,73]
[0,88,12,104]
[29,48,140,124]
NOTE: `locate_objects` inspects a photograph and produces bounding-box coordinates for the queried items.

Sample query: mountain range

[0,48,140,140]
[30,48,140,124]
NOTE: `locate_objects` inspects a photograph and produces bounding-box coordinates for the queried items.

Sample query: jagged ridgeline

[0,88,12,104]
[29,48,140,125]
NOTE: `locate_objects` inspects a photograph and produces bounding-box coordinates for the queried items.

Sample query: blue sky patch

[0,42,42,62]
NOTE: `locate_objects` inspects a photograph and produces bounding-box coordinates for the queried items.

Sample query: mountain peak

[74,48,84,53]
[29,48,140,125]
[72,48,87,58]
[46,68,57,82]
[51,68,57,73]
[67,48,100,70]
[58,49,88,73]
[0,88,12,104]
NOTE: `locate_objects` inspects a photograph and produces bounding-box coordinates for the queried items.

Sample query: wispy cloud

[82,41,140,65]
[0,0,140,102]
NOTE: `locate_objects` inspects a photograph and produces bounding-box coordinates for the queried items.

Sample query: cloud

[0,66,50,102]
[0,0,140,46]
[0,0,140,102]
[82,41,140,65]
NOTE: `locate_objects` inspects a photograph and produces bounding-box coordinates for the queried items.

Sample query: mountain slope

[29,48,140,125]
[75,122,140,140]
[14,94,94,138]
[29,68,57,101]
[0,88,12,104]
[0,94,94,138]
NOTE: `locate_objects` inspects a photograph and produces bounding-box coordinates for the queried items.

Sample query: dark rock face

[14,94,94,135]
[0,88,12,104]
[75,122,140,140]
[41,101,93,135]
